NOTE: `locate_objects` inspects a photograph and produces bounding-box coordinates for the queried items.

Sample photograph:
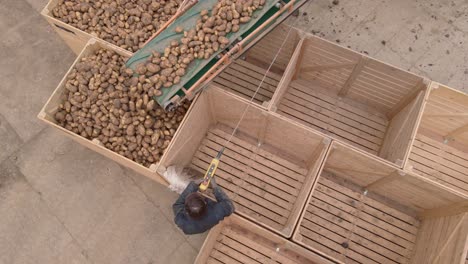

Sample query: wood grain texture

[195,215,334,264]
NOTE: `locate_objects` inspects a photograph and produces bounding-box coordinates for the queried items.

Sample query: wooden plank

[211,249,243,264]
[320,177,419,235]
[220,68,278,94]
[408,134,468,195]
[229,61,281,86]
[411,213,468,264]
[210,128,309,175]
[299,227,380,264]
[284,90,385,140]
[278,103,381,153]
[217,234,272,263]
[269,38,305,111]
[300,62,356,73]
[214,77,271,102]
[387,78,427,118]
[235,59,283,82]
[304,211,409,262]
[192,163,288,229]
[445,123,468,139]
[292,40,306,80]
[338,56,368,96]
[421,201,468,219]
[291,81,389,127]
[201,138,305,189]
[310,178,418,248]
[214,241,263,264]
[308,208,410,257]
[426,113,468,118]
[222,228,303,264]
[365,171,404,191]
[193,151,299,198]
[192,155,295,208]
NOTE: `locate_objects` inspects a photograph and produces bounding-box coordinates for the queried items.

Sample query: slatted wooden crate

[269,35,429,168]
[41,0,184,54]
[405,83,468,196]
[195,214,334,264]
[212,24,301,107]
[293,141,468,264]
[160,87,330,237]
[38,39,195,186]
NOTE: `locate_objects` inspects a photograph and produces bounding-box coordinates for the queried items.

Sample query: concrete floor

[0,0,466,263]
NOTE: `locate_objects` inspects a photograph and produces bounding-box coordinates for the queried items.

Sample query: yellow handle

[199,158,220,191]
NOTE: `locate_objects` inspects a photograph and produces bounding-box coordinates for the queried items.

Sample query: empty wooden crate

[270,35,429,167]
[160,87,330,237]
[212,24,301,107]
[195,215,333,264]
[38,39,194,186]
[405,83,468,196]
[294,141,468,264]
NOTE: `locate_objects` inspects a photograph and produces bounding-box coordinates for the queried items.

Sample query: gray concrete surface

[0,0,466,263]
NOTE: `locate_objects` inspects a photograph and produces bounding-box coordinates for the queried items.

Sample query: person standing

[173,177,235,235]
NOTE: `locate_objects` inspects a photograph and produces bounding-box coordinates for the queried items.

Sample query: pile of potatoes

[54,49,190,167]
[133,0,265,89]
[53,0,266,167]
[51,0,182,52]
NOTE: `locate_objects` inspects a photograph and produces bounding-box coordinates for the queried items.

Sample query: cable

[198,1,313,192]
[219,11,305,156]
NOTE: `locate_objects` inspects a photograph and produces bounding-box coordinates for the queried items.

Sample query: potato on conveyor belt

[130,0,266,97]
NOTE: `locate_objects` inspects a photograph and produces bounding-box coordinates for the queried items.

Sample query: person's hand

[210,177,218,188]
[194,178,204,185]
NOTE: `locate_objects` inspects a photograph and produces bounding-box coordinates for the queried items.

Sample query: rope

[219,0,312,153]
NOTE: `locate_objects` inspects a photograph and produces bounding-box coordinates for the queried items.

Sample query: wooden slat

[411,213,468,264]
[190,126,309,235]
[212,60,282,104]
[297,175,420,263]
[408,134,468,195]
[387,79,426,118]
[445,123,468,139]
[277,81,389,154]
[300,62,356,73]
[365,171,404,191]
[338,56,368,96]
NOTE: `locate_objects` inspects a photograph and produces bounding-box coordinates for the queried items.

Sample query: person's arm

[211,178,235,215]
[172,181,199,216]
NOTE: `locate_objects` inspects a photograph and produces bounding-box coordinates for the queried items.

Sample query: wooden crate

[405,83,468,196]
[293,141,468,264]
[160,87,331,237]
[269,35,429,168]
[212,24,301,107]
[42,0,115,55]
[41,0,182,55]
[195,214,334,264]
[38,39,196,186]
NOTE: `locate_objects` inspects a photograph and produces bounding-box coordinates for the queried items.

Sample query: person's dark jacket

[173,181,234,235]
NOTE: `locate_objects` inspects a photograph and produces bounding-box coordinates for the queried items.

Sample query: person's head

[185,192,207,219]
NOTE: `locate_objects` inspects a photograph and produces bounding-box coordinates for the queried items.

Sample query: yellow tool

[199,148,224,191]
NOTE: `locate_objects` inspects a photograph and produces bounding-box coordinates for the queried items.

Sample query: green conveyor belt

[126,0,301,109]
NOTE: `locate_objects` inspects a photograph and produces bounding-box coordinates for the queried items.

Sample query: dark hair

[185,192,207,219]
